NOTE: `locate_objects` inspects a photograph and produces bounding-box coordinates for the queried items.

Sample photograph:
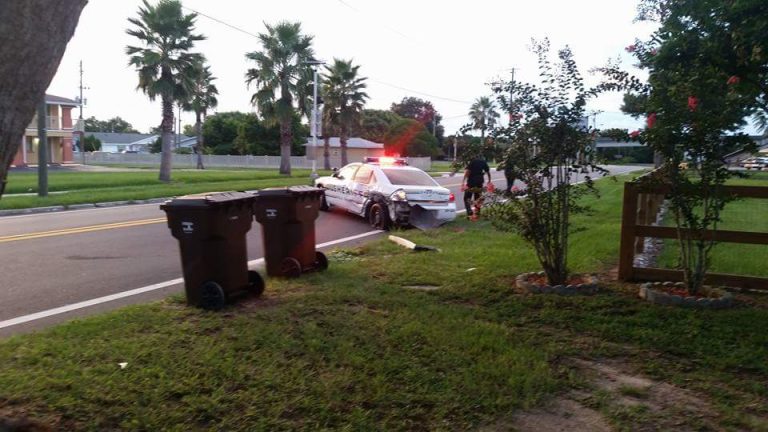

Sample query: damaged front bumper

[389,202,456,230]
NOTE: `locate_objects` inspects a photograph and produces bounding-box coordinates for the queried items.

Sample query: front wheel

[368,202,390,230]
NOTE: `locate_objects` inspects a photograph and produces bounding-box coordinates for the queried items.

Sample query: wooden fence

[618,172,768,290]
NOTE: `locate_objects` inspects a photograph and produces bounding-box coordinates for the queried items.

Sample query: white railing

[27,116,66,130]
[83,153,432,170]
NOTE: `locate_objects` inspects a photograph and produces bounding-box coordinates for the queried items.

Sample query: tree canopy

[84,116,140,133]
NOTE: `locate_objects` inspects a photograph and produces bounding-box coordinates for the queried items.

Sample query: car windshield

[382,169,437,186]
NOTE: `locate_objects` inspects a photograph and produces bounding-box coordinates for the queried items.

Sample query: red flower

[727,75,740,85]
[629,130,641,138]
[625,44,636,53]
[646,112,657,129]
[687,96,699,111]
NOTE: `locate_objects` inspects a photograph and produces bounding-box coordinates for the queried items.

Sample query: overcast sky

[47,0,659,136]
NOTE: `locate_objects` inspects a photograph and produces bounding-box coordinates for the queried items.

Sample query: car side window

[353,165,373,184]
[337,165,359,180]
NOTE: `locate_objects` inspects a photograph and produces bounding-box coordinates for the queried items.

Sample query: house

[12,94,81,166]
[86,132,198,153]
[304,137,385,162]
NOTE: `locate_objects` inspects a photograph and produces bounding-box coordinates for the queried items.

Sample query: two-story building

[11,94,81,167]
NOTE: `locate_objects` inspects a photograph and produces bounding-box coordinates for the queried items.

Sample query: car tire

[320,191,330,211]
[368,202,390,230]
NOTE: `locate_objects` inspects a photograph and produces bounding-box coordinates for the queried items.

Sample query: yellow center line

[0,218,167,243]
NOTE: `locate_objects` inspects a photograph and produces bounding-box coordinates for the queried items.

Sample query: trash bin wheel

[368,202,390,230]
[200,281,226,310]
[247,270,265,297]
[320,192,330,211]
[280,257,302,278]
[315,251,329,271]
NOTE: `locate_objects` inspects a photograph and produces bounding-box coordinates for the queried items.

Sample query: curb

[0,197,173,217]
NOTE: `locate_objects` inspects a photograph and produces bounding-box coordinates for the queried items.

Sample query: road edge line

[1,229,384,330]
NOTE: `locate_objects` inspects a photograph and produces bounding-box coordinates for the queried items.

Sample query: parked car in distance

[314,158,456,230]
[741,157,768,170]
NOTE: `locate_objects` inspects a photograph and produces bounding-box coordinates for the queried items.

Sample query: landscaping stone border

[638,282,734,309]
[516,271,599,295]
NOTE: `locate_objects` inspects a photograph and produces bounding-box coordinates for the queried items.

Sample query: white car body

[742,157,768,170]
[314,162,457,229]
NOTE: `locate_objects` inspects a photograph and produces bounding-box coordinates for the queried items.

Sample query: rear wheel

[199,281,226,311]
[280,257,302,278]
[315,251,329,271]
[368,202,390,230]
[247,270,265,297]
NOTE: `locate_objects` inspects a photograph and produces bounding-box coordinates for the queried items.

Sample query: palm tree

[181,63,218,169]
[468,96,500,146]
[245,22,314,175]
[126,0,204,182]
[322,59,369,166]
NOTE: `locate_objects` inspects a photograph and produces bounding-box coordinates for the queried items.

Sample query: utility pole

[304,59,325,181]
[37,98,48,197]
[78,60,87,165]
[177,104,182,148]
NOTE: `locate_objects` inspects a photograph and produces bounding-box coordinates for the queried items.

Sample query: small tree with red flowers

[598,0,766,294]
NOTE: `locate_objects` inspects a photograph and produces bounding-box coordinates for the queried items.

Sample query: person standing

[497,160,516,193]
[462,156,491,218]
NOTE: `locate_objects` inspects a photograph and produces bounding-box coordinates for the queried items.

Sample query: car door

[349,165,375,215]
[325,164,360,211]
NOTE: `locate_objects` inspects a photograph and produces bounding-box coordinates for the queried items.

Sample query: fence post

[618,182,639,281]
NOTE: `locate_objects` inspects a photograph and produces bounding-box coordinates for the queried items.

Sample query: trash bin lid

[287,185,323,196]
[254,187,292,198]
[161,191,253,208]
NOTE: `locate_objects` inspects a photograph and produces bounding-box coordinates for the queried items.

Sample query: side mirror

[332,168,339,178]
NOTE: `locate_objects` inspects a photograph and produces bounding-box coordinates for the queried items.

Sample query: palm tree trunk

[0,0,87,200]
[323,135,331,170]
[340,125,349,166]
[195,110,204,169]
[279,117,292,175]
[159,95,174,182]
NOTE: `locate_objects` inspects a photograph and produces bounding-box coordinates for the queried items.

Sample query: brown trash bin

[161,191,264,310]
[253,186,328,277]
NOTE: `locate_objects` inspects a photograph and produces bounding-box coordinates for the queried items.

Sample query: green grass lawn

[1,174,767,430]
[656,171,768,276]
[0,169,330,210]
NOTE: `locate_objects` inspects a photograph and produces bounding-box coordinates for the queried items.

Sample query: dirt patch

[502,397,612,432]
[499,357,736,432]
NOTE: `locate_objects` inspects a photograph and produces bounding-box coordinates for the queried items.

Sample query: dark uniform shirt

[466,159,490,187]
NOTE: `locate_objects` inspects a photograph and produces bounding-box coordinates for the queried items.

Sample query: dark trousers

[505,175,515,193]
[464,186,483,215]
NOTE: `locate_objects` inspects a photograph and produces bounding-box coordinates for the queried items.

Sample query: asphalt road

[0,165,644,336]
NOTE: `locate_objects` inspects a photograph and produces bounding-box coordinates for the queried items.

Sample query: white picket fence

[84,153,432,171]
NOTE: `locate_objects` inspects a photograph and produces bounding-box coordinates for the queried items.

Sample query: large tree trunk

[159,94,174,182]
[323,135,331,170]
[340,125,349,166]
[195,110,204,169]
[279,117,292,175]
[0,0,87,199]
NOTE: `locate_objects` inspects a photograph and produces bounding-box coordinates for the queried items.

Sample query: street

[0,165,644,336]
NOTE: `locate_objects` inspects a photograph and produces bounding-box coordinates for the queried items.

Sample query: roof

[45,94,79,106]
[304,137,383,149]
[87,132,156,144]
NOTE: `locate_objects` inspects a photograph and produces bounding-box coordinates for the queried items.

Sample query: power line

[181,5,261,39]
[370,78,473,105]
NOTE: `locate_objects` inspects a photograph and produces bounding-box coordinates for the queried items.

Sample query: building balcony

[27,116,74,131]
